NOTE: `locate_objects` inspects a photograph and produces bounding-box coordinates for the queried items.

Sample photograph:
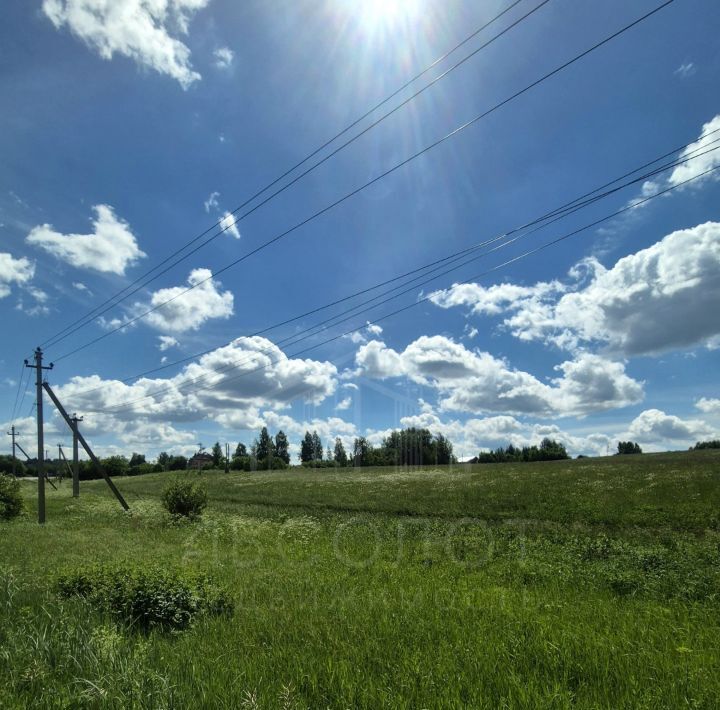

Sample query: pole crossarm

[42,382,129,511]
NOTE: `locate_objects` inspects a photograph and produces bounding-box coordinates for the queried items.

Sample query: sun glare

[358,0,422,30]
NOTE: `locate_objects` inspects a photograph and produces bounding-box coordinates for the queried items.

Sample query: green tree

[538,438,569,460]
[617,441,642,455]
[255,427,274,462]
[334,437,348,466]
[353,437,370,467]
[0,455,26,476]
[168,455,188,471]
[300,431,314,463]
[274,431,290,464]
[129,453,146,467]
[211,441,223,467]
[434,433,454,465]
[311,431,323,462]
[101,456,129,477]
[234,442,247,458]
[157,452,170,471]
[693,440,720,450]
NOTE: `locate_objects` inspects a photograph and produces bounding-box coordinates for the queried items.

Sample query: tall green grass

[1,451,719,708]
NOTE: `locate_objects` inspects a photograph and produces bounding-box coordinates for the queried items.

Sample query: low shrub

[127,462,156,477]
[55,564,233,632]
[0,456,26,476]
[301,460,340,468]
[0,474,23,520]
[161,478,207,518]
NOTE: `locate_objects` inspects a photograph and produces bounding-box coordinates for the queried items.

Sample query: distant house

[187,452,213,470]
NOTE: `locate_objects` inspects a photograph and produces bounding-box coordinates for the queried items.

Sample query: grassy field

[1,450,719,708]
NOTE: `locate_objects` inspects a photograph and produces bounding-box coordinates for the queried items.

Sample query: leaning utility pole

[58,444,74,483]
[70,414,83,498]
[5,425,18,477]
[43,382,128,511]
[25,348,53,524]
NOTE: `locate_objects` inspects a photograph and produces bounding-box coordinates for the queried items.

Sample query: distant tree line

[2,426,455,477]
[349,428,455,467]
[692,440,720,450]
[231,426,455,469]
[474,438,569,464]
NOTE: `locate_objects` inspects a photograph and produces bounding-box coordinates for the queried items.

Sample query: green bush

[127,462,155,477]
[0,456,26,476]
[230,455,249,471]
[56,565,233,632]
[161,478,207,518]
[0,474,23,520]
[301,459,340,469]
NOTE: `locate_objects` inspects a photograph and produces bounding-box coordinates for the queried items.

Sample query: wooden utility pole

[25,347,53,524]
[5,425,18,477]
[70,414,83,498]
[225,442,230,473]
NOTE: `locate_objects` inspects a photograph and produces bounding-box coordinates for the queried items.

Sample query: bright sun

[358,0,421,30]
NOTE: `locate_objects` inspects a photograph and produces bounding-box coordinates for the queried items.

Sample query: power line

[62,134,719,400]
[84,160,718,416]
[50,0,677,362]
[101,161,720,415]
[9,362,26,424]
[40,0,546,350]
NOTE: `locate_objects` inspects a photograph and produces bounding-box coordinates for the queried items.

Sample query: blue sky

[1,0,719,461]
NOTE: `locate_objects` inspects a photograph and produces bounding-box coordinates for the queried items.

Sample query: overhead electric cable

[16,370,31,425]
[85,160,718,415]
[9,362,27,425]
[40,0,546,350]
[62,134,719,400]
[50,0,677,363]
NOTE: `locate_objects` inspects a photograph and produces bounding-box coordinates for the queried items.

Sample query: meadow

[1,450,719,708]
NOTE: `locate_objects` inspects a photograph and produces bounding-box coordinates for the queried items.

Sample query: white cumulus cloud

[0,252,35,298]
[696,398,720,415]
[626,409,714,445]
[55,337,339,434]
[431,221,720,357]
[354,336,643,418]
[366,403,611,459]
[42,0,208,89]
[335,396,352,411]
[141,268,233,332]
[27,204,145,275]
[219,212,240,239]
[638,115,720,201]
[158,335,179,351]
